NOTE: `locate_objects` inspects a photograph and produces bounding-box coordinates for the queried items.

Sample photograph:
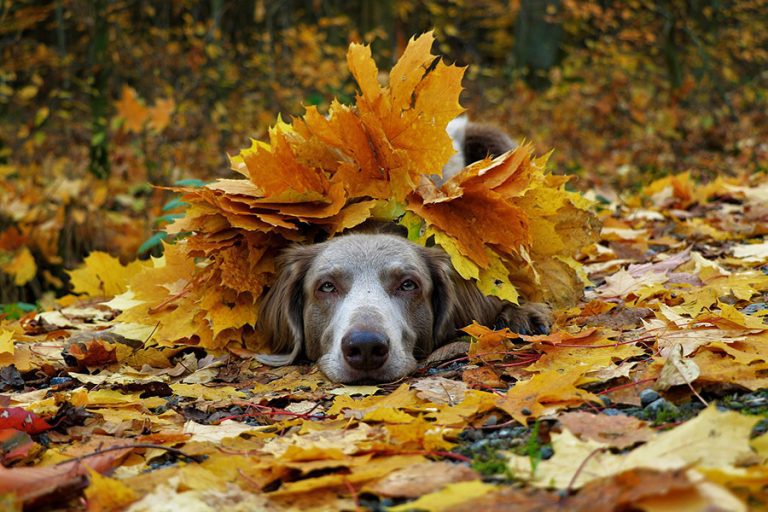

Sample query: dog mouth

[317,351,416,384]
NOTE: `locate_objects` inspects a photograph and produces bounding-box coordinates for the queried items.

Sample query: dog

[256,119,552,383]
[257,234,552,383]
[438,115,517,184]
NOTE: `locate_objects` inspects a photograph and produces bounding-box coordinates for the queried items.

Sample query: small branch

[673,363,709,408]
[343,478,362,512]
[564,447,607,496]
[601,377,657,395]
[55,443,205,466]
[231,401,325,421]
[359,449,472,463]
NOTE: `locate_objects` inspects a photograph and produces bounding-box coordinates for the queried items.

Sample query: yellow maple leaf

[147,97,175,132]
[328,383,422,417]
[84,468,137,510]
[388,480,497,512]
[115,85,149,133]
[463,322,519,362]
[694,349,768,391]
[1,246,36,285]
[496,368,599,425]
[271,455,427,496]
[348,32,465,199]
[525,328,644,384]
[67,251,149,298]
[430,389,499,427]
[0,329,13,367]
[507,405,759,492]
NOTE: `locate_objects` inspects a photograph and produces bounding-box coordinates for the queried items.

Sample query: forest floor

[1,169,767,511]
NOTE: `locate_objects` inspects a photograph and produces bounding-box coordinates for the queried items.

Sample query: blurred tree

[515,0,563,89]
[88,0,110,178]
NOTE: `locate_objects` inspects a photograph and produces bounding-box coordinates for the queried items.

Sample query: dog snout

[341,331,389,371]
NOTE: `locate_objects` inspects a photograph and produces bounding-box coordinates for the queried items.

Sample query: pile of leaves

[1,31,768,512]
[0,85,182,304]
[0,155,163,304]
[0,167,766,510]
[115,32,598,352]
[4,1,766,300]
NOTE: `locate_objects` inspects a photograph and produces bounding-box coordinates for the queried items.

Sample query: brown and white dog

[257,119,552,383]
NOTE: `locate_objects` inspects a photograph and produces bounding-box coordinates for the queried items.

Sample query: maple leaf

[366,461,479,498]
[0,329,13,366]
[558,411,655,449]
[147,97,175,132]
[347,33,465,199]
[463,322,520,362]
[407,149,598,306]
[115,85,149,133]
[67,251,149,298]
[84,469,138,511]
[496,368,599,425]
[0,407,52,434]
[1,246,36,285]
[109,31,598,350]
[507,405,759,493]
[388,480,497,512]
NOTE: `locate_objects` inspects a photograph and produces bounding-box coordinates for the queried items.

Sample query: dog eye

[318,281,336,293]
[398,279,418,291]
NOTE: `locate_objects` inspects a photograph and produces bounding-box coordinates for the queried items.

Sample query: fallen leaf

[385,480,496,512]
[654,343,700,391]
[115,86,149,133]
[558,411,655,449]
[507,405,759,489]
[366,461,479,498]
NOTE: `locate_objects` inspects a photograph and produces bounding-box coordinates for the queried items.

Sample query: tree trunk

[514,0,563,89]
[88,0,110,179]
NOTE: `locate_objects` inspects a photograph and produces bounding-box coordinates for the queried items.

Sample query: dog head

[257,234,470,383]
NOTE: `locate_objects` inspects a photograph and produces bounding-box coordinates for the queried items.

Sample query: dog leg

[494,302,553,335]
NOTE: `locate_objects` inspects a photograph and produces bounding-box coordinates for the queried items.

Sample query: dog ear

[420,246,502,352]
[256,244,318,366]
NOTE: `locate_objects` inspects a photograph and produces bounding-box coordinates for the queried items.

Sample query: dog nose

[341,331,389,371]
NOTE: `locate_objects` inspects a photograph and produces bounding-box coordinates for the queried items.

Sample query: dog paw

[495,302,553,335]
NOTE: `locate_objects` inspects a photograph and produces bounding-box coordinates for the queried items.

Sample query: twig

[564,447,607,497]
[231,401,325,421]
[601,377,657,394]
[54,443,205,466]
[343,478,362,512]
[237,467,263,489]
[673,362,709,408]
[470,418,518,430]
[359,449,472,463]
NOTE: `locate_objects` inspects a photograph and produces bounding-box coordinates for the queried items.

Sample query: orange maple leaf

[496,368,599,425]
[115,85,149,133]
[147,97,175,132]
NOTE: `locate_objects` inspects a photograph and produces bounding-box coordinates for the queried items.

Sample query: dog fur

[439,116,517,184]
[257,234,552,383]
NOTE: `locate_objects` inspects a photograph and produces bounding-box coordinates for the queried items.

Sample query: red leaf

[0,408,52,434]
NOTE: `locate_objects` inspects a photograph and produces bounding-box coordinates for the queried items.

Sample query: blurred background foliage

[1,0,767,303]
